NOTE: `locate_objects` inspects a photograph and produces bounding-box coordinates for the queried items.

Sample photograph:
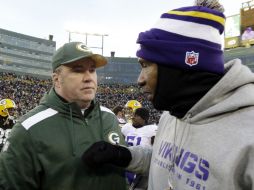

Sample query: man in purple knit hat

[82,0,254,189]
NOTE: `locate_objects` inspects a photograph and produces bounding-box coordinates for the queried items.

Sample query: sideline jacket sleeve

[0,123,41,189]
[126,145,152,174]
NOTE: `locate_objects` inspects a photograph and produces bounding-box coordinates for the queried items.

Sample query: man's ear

[52,72,60,88]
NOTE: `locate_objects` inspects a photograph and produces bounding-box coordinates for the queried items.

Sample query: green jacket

[0,89,127,190]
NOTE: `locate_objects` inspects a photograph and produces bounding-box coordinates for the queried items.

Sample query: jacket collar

[40,88,96,118]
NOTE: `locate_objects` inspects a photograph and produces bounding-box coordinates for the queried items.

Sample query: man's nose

[137,72,145,87]
[82,71,93,82]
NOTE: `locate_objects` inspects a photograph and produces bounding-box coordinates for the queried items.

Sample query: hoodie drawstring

[168,114,192,188]
[69,106,76,156]
[98,106,104,140]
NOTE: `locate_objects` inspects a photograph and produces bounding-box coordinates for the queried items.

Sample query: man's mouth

[143,91,151,95]
[81,87,94,90]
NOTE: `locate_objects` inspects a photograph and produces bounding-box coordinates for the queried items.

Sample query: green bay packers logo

[76,43,92,53]
[108,131,120,145]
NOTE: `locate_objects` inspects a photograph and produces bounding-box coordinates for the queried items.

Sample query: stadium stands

[0,72,161,125]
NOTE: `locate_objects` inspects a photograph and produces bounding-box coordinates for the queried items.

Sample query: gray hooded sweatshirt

[127,59,254,190]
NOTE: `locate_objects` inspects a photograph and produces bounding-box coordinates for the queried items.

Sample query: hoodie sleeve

[0,123,41,190]
[126,145,152,174]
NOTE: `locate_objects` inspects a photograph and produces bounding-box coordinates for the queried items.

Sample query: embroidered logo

[76,43,91,53]
[185,51,199,66]
[108,131,120,145]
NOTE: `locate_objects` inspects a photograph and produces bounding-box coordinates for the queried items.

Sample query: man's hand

[81,141,132,168]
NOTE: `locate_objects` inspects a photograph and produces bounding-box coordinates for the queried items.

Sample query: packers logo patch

[76,43,91,53]
[108,132,120,145]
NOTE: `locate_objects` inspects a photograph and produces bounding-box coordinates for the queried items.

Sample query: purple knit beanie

[136,0,226,74]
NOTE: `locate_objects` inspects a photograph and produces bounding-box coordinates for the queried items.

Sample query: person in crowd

[113,105,127,127]
[82,0,254,189]
[121,107,157,147]
[0,99,16,151]
[241,26,254,41]
[121,107,157,190]
[0,42,127,190]
[124,100,142,123]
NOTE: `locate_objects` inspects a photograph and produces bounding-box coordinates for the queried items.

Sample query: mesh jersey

[0,117,14,151]
[0,128,11,151]
[121,123,158,147]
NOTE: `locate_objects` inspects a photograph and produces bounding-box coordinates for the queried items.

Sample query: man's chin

[82,97,94,102]
[146,94,154,102]
[80,95,95,103]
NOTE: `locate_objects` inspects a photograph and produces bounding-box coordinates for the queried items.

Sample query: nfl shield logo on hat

[185,51,199,66]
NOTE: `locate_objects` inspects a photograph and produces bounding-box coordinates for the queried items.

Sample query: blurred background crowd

[0,72,161,124]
